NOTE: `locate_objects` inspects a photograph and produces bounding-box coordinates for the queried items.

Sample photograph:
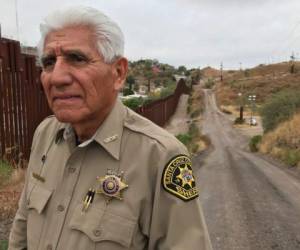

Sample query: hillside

[259,112,300,167]
[215,61,300,167]
[216,61,300,106]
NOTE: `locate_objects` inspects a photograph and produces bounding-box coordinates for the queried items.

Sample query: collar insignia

[96,170,128,201]
[103,134,118,143]
[162,155,199,201]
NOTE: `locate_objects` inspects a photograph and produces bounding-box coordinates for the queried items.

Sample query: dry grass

[259,113,300,167]
[0,168,25,220]
[216,62,300,107]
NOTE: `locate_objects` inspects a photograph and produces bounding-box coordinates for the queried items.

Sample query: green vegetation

[0,159,13,187]
[282,149,300,167]
[249,135,262,152]
[122,97,144,109]
[260,89,300,132]
[123,88,134,96]
[190,109,201,119]
[176,122,201,154]
[176,134,192,146]
[0,240,8,250]
[204,78,215,89]
[126,75,135,90]
[234,117,245,124]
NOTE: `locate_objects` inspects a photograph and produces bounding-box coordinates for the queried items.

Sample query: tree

[178,65,187,74]
[126,75,135,90]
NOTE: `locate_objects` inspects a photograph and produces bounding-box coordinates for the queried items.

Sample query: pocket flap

[70,204,136,248]
[27,183,52,214]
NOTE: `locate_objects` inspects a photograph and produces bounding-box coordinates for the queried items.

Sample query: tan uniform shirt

[9,100,212,250]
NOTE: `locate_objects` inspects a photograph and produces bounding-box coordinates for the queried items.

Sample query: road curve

[194,89,300,250]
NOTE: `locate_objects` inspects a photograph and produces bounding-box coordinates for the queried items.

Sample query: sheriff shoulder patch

[162,155,199,201]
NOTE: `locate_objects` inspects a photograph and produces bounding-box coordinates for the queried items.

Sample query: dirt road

[195,89,300,250]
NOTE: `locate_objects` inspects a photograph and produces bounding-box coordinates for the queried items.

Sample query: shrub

[221,108,232,114]
[249,135,262,152]
[176,134,192,146]
[122,97,144,110]
[234,117,245,124]
[191,109,201,118]
[260,89,300,132]
[187,105,191,114]
[0,159,13,187]
[123,88,134,96]
[204,78,215,89]
[283,149,300,167]
[0,240,8,250]
[189,122,199,138]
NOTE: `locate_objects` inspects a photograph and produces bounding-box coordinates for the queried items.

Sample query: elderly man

[9,6,212,250]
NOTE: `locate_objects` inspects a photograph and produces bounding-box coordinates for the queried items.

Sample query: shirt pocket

[69,203,136,248]
[26,181,53,249]
[27,181,53,213]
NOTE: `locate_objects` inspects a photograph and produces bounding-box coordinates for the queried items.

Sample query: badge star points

[176,164,195,188]
[96,174,128,200]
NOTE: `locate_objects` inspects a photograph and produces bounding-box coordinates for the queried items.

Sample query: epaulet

[31,116,64,149]
[123,107,185,151]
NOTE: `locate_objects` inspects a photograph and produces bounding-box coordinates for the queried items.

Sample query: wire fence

[0,36,190,167]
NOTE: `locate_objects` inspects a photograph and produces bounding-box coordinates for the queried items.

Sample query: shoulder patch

[162,155,199,201]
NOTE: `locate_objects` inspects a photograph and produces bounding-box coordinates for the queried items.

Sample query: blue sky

[1,0,300,69]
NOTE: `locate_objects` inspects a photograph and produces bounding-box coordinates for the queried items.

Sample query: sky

[0,0,300,69]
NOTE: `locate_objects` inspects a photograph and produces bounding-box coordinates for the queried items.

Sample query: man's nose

[49,57,73,87]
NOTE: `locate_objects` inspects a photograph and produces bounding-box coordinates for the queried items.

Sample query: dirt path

[196,89,300,250]
[164,94,190,135]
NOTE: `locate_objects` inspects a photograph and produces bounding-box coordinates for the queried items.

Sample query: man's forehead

[43,27,96,55]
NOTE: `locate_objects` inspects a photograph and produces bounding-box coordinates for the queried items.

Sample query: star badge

[176,164,195,188]
[96,171,128,201]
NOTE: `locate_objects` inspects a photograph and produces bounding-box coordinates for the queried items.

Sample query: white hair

[37,6,124,63]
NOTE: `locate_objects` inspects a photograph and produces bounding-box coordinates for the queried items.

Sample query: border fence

[0,37,51,165]
[135,79,190,126]
[0,36,190,166]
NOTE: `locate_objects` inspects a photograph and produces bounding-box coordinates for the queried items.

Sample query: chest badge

[96,170,128,201]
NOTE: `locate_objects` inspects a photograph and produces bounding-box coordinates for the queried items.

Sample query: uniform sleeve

[8,122,42,250]
[148,147,212,250]
[8,172,29,250]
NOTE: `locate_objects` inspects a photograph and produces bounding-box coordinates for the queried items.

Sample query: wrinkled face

[41,26,126,126]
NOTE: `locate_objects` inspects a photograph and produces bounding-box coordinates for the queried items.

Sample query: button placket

[57,204,65,212]
[93,229,102,237]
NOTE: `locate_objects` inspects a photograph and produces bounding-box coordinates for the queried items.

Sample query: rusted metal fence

[0,36,189,166]
[0,37,51,165]
[135,79,190,126]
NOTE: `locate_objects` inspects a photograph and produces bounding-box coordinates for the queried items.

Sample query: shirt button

[57,205,65,212]
[46,244,53,250]
[93,229,102,237]
[68,167,76,173]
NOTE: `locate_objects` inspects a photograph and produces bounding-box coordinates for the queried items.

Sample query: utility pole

[238,92,243,121]
[15,0,20,41]
[290,52,295,74]
[220,62,223,82]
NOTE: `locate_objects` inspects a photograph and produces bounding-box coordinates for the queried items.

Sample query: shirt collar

[93,99,126,160]
[55,99,126,160]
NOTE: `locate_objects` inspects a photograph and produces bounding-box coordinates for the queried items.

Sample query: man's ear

[112,57,128,91]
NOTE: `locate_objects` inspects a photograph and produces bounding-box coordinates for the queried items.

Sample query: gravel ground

[197,89,300,250]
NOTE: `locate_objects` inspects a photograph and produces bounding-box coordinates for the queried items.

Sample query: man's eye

[66,53,88,64]
[41,56,56,69]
